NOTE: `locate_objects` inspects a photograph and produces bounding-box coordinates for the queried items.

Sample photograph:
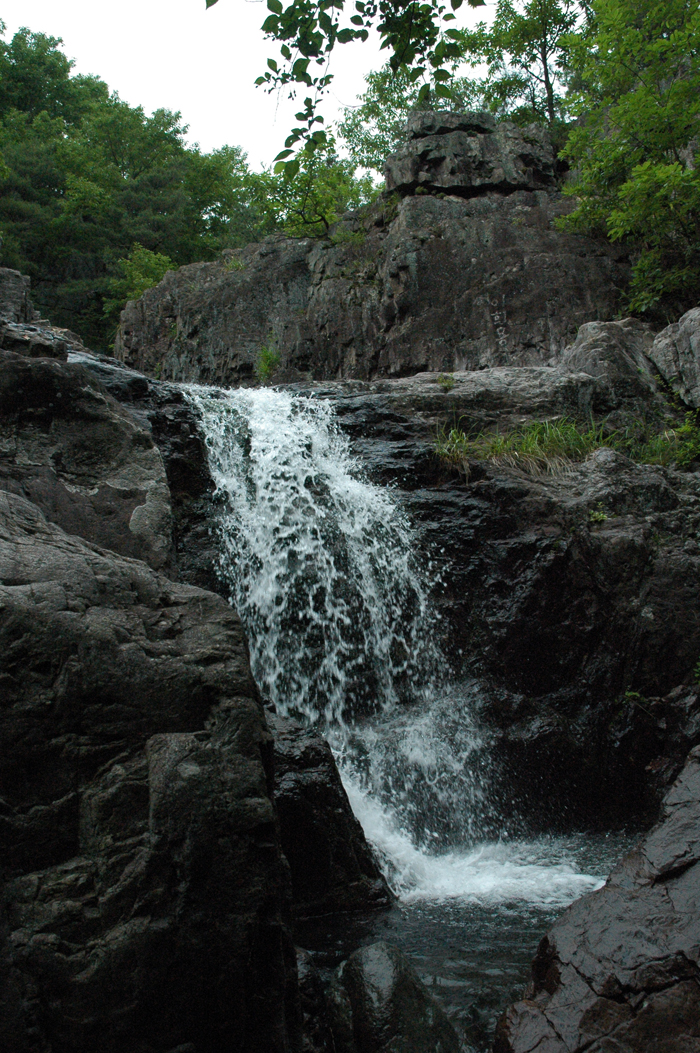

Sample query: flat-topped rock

[385,113,555,195]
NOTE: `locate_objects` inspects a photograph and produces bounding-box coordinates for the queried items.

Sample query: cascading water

[185,384,616,913]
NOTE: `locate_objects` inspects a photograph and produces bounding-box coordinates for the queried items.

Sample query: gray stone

[270,713,392,919]
[0,349,173,570]
[559,317,660,405]
[385,114,555,195]
[648,305,700,407]
[494,746,700,1053]
[0,268,33,324]
[114,191,629,385]
[0,489,300,1053]
[328,941,460,1053]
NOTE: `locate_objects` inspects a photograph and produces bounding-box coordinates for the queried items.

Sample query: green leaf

[274,148,294,161]
[336,28,355,42]
[434,82,452,98]
[205,0,219,7]
[261,15,280,33]
[267,58,279,71]
[266,0,283,11]
[283,158,300,182]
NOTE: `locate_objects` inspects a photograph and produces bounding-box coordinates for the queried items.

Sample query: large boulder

[269,714,392,919]
[384,111,555,195]
[328,941,460,1053]
[648,304,700,407]
[0,349,173,571]
[494,746,700,1053]
[0,489,300,1053]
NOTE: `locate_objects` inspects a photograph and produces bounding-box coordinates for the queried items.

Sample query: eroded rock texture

[0,490,300,1053]
[114,117,628,384]
[0,350,173,571]
[495,746,700,1053]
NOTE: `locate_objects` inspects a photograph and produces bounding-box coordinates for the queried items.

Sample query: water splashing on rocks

[186,385,605,907]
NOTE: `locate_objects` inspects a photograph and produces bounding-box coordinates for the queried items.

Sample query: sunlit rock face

[113,116,629,386]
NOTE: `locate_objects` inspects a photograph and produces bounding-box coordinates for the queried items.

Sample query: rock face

[495,746,700,1053]
[0,490,300,1053]
[0,267,33,324]
[384,111,555,195]
[270,714,392,919]
[114,118,628,385]
[328,941,460,1053]
[0,349,173,571]
[648,305,700,407]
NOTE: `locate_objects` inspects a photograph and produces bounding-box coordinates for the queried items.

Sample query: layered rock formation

[495,746,700,1052]
[114,114,629,385]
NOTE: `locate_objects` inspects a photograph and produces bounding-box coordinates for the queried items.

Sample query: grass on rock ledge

[435,416,700,477]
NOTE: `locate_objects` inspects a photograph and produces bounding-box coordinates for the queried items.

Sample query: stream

[185,385,634,1050]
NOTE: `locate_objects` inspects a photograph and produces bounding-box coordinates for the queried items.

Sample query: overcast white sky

[1,0,491,168]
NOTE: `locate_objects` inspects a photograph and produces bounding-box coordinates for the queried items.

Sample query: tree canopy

[0,24,374,349]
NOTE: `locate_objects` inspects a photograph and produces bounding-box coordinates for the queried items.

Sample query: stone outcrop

[0,349,173,571]
[0,267,33,324]
[384,112,555,195]
[0,490,300,1053]
[495,746,700,1053]
[0,284,394,1052]
[648,304,700,407]
[270,714,392,919]
[328,941,460,1053]
[114,117,629,385]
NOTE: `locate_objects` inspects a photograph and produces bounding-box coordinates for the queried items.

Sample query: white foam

[344,772,604,907]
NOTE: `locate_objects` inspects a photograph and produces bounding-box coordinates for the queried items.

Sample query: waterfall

[185,385,604,908]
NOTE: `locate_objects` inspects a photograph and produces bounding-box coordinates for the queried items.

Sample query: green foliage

[588,503,608,522]
[437,373,455,390]
[458,0,581,126]
[434,414,700,476]
[0,24,285,349]
[255,340,282,381]
[207,0,487,173]
[102,244,174,326]
[560,0,700,318]
[338,64,483,173]
[250,141,379,236]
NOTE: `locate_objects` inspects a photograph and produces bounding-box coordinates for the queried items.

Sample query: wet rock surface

[270,714,392,919]
[0,490,300,1053]
[495,746,700,1053]
[114,118,628,385]
[327,941,460,1053]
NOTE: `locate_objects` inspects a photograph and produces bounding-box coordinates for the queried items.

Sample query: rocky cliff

[114,114,628,385]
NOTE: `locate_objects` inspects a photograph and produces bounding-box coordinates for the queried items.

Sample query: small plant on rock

[437,373,455,392]
[255,339,281,382]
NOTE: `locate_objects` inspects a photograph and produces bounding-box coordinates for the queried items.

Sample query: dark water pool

[296,832,635,1051]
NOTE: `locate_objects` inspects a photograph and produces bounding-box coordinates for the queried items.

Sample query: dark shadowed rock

[648,305,700,407]
[494,746,700,1053]
[0,489,300,1053]
[327,941,460,1053]
[269,714,392,919]
[385,112,555,195]
[0,350,173,570]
